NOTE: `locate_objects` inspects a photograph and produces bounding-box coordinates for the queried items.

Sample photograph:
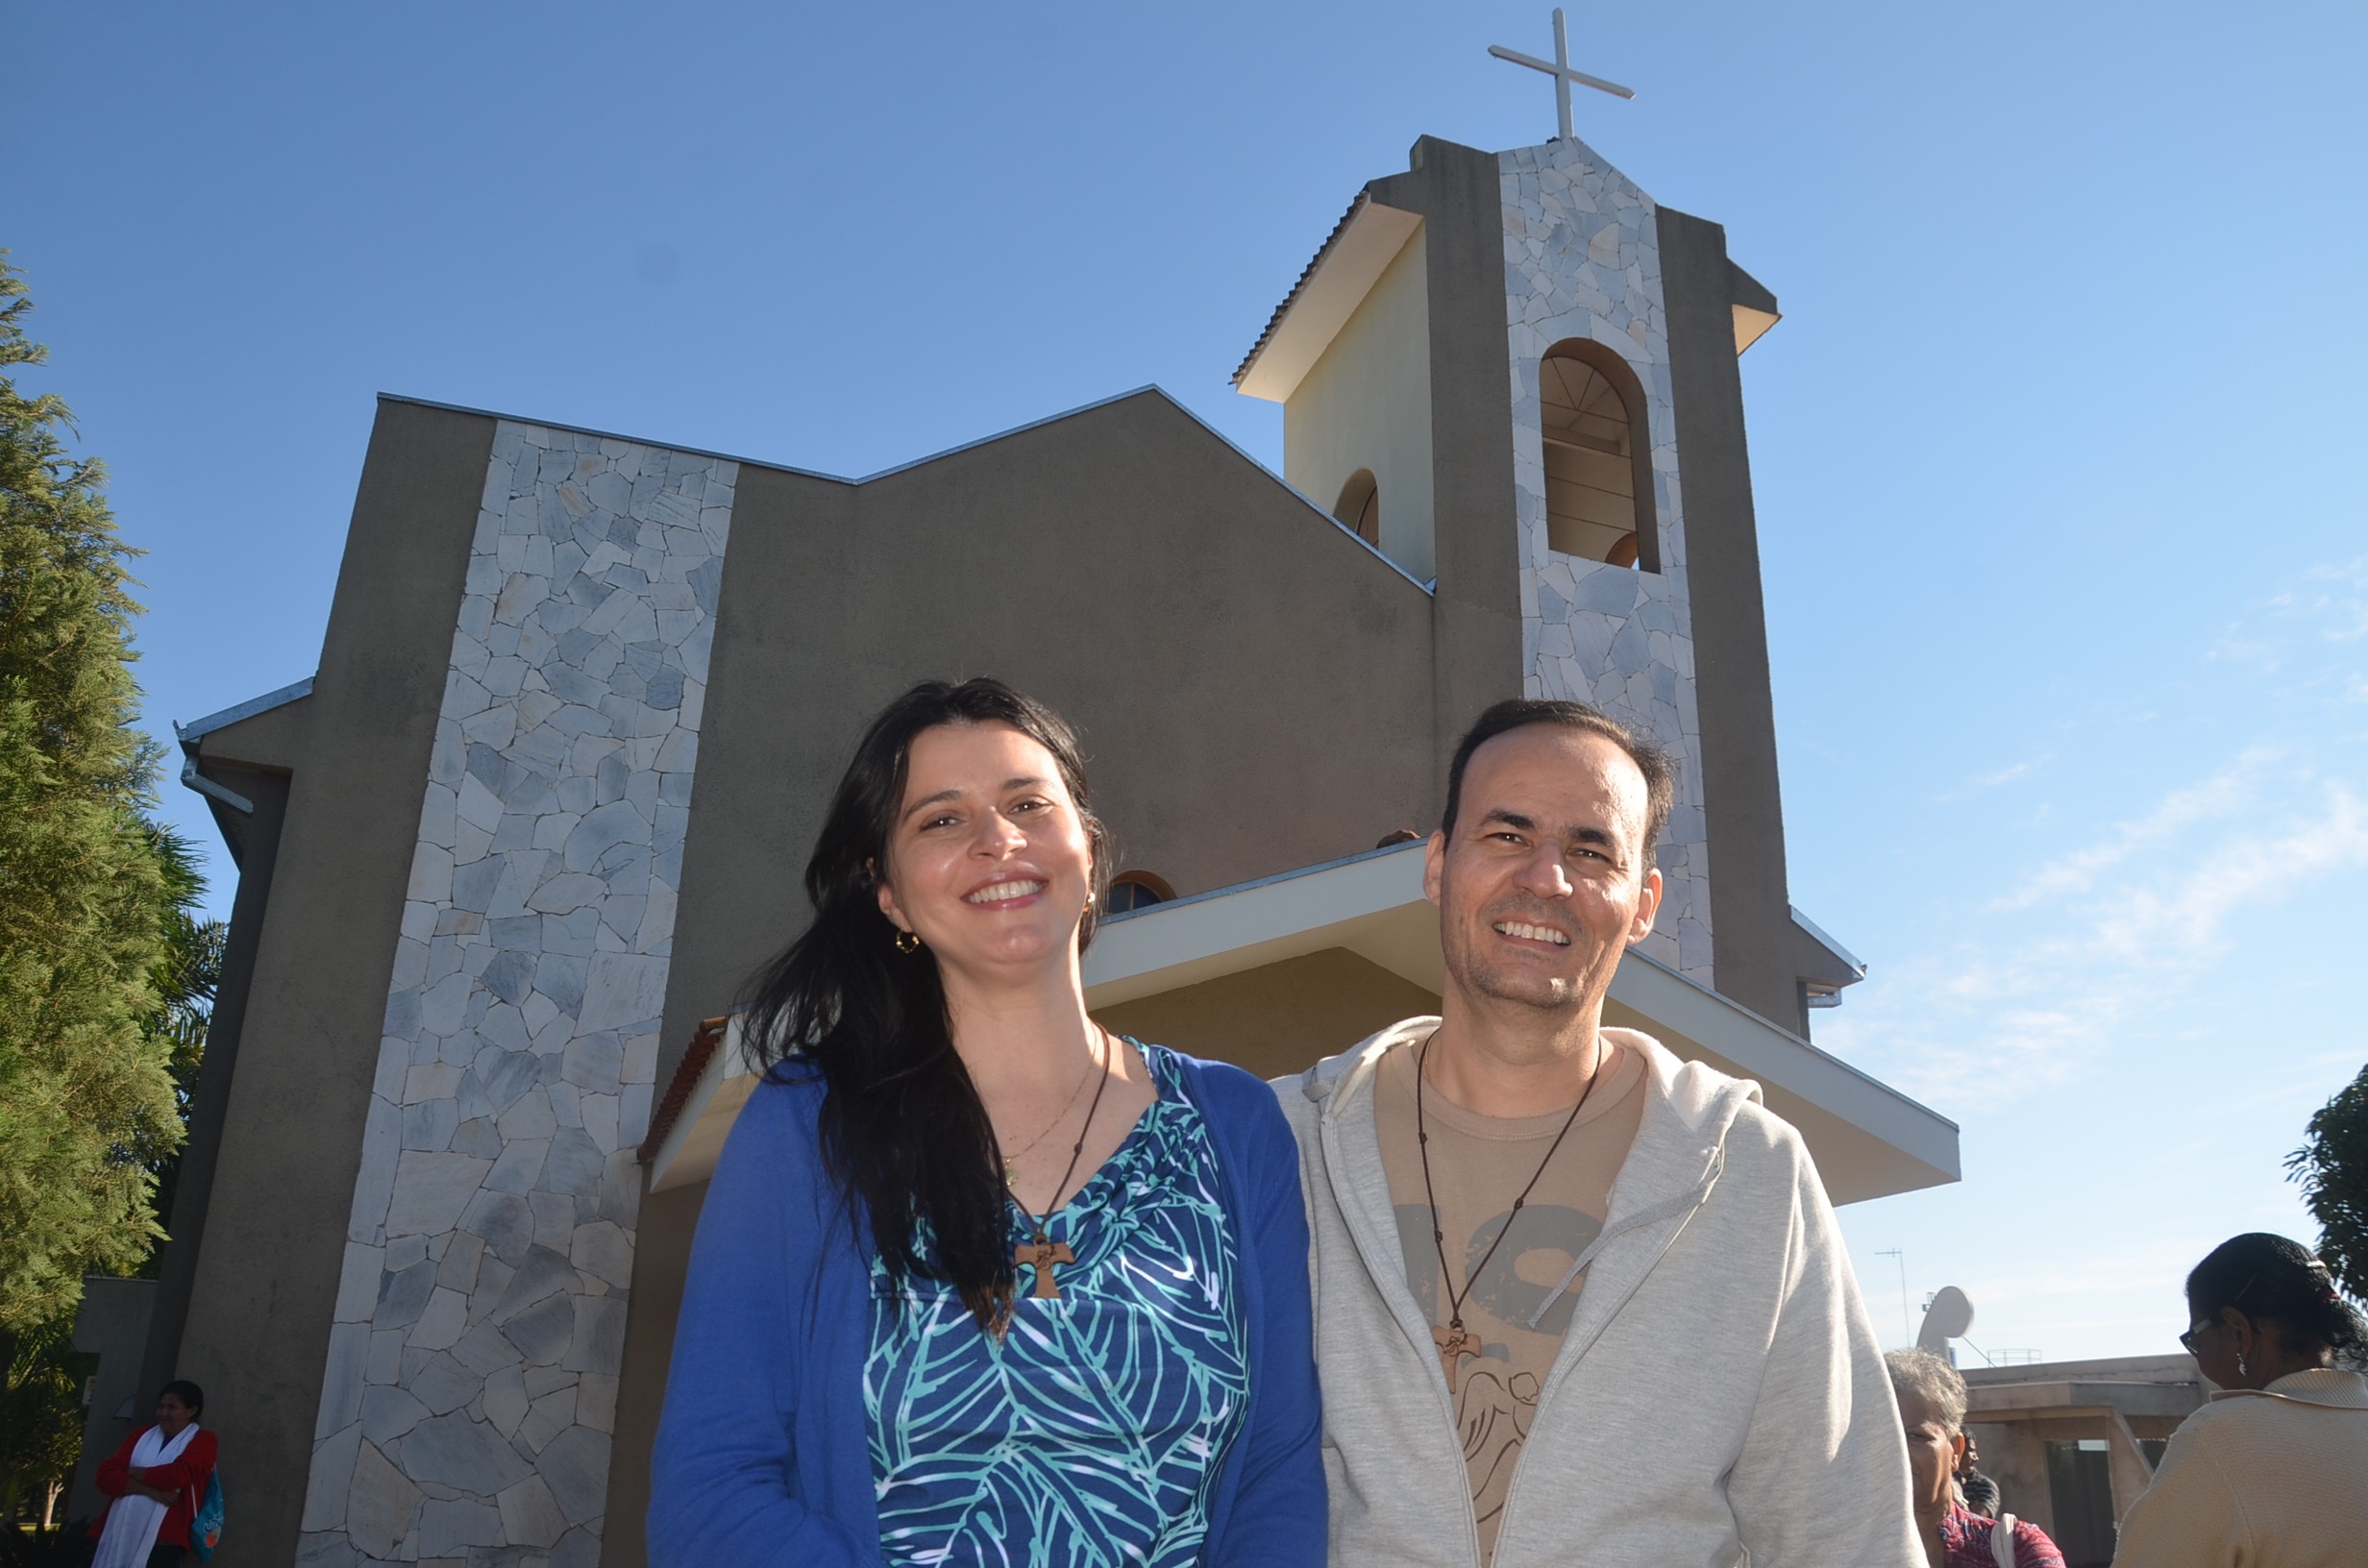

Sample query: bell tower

[1233,115,1859,1036]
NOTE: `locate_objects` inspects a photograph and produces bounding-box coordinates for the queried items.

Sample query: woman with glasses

[2116,1232,2368,1566]
[648,678,1323,1568]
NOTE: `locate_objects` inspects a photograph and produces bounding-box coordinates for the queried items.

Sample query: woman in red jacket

[89,1380,216,1568]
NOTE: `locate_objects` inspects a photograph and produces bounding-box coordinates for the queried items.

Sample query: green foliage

[0,255,185,1335]
[2288,1062,2368,1302]
[137,834,225,1264]
[0,1317,95,1531]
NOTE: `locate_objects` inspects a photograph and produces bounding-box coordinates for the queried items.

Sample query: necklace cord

[1012,1027,1115,1243]
[1417,1032,1603,1332]
[995,1043,1099,1170]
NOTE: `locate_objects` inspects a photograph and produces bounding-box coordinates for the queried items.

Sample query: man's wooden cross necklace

[1415,1034,1600,1395]
[1432,1324,1485,1392]
[1007,1028,1114,1303]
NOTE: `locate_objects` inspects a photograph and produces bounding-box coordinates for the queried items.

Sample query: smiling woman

[648,677,1324,1568]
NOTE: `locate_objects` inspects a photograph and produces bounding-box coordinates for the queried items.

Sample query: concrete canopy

[642,841,1957,1205]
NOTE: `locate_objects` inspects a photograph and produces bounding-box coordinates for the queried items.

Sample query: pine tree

[2289,1064,2368,1302]
[0,255,185,1339]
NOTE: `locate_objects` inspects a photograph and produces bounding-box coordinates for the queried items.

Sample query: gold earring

[895,930,921,954]
[1085,890,1096,906]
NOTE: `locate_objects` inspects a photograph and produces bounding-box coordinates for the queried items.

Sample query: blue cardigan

[648,1050,1325,1568]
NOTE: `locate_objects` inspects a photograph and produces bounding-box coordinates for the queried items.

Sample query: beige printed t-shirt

[1373,1035,1647,1562]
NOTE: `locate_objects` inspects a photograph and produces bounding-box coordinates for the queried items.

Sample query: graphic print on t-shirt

[1393,1202,1607,1519]
[1394,1203,1606,1339]
[1374,1039,1646,1561]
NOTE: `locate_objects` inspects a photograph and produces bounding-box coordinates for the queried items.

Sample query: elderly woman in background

[1887,1349,2066,1568]
[2115,1233,2368,1567]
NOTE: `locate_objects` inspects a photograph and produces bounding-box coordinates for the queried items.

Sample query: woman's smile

[964,875,1048,907]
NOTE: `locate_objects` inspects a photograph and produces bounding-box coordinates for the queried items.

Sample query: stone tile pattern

[297,423,736,1568]
[1501,139,1713,980]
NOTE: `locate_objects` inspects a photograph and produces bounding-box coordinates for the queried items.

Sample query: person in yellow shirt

[2115,1233,2368,1567]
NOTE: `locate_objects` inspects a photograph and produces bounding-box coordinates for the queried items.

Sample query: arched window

[1103,870,1174,914]
[1541,341,1657,571]
[1334,470,1380,547]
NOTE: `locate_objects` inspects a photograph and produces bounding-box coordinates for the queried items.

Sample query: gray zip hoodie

[1278,1019,1918,1568]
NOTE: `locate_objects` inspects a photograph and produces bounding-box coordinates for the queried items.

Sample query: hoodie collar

[1303,1017,1763,1220]
[2211,1368,2368,1409]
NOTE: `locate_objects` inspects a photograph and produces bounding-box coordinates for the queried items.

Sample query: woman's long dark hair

[2188,1232,2368,1371]
[739,678,1109,1332]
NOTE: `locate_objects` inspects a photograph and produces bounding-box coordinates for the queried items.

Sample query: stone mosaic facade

[1500,139,1713,980]
[298,423,735,1567]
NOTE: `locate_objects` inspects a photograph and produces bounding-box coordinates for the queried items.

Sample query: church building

[135,118,1957,1568]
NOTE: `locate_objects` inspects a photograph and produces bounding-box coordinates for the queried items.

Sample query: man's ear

[1626,865,1664,944]
[1422,830,1447,908]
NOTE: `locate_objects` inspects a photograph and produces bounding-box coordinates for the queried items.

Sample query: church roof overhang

[1727,257,1783,355]
[1233,193,1425,404]
[174,674,316,862]
[640,842,1959,1204]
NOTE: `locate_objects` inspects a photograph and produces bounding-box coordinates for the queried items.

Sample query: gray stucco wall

[70,1276,157,1523]
[1369,137,1529,778]
[166,402,496,1565]
[1653,207,1832,1035]
[137,755,292,1419]
[649,389,1449,1100]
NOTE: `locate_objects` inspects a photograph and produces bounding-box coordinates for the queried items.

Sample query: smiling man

[1278,700,1916,1567]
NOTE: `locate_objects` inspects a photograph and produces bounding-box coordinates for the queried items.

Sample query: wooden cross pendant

[1433,1324,1482,1393]
[1016,1238,1075,1300]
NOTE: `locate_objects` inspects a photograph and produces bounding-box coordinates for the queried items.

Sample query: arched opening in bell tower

[1334,469,1380,546]
[1541,339,1659,572]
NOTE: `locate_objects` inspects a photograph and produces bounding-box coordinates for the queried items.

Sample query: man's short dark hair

[1441,698,1675,856]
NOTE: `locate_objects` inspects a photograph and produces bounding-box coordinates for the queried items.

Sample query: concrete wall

[166,402,495,1567]
[1364,138,1528,802]
[647,388,1449,1107]
[138,755,294,1415]
[1654,208,1861,1034]
[1283,227,1437,579]
[69,1277,158,1523]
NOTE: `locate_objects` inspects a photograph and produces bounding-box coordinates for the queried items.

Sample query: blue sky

[9,0,2363,1362]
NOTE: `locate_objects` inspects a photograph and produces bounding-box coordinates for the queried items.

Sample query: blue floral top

[863,1042,1250,1568]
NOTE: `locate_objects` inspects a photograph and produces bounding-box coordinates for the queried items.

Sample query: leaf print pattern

[865,1043,1250,1568]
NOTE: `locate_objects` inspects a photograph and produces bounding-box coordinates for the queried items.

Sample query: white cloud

[1824,557,2368,1109]
[1991,747,2277,910]
[2210,554,2368,668]
[1969,756,2048,789]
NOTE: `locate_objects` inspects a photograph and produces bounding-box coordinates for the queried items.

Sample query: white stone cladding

[298,422,735,1567]
[1501,139,1713,981]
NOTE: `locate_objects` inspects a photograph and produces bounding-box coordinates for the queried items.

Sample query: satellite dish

[1917,1286,1974,1352]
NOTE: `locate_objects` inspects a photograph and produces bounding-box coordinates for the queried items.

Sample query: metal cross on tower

[1489,8,1636,144]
